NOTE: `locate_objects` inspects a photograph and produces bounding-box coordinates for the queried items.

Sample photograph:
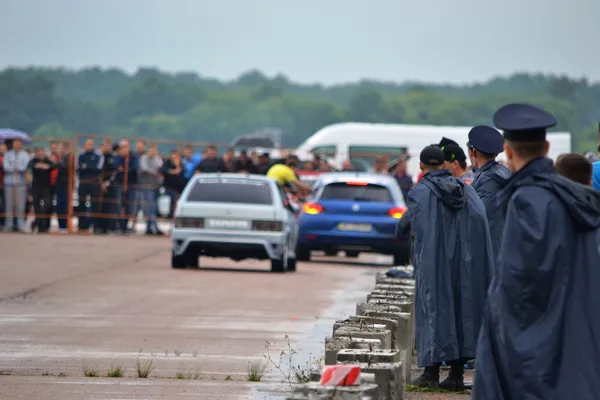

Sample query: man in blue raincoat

[468,125,511,268]
[473,104,600,400]
[406,145,494,391]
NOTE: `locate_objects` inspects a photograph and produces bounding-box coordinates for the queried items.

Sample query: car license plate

[206,219,251,230]
[338,223,372,232]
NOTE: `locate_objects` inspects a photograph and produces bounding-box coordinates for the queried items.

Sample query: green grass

[136,357,154,378]
[82,363,100,377]
[246,361,268,382]
[106,365,124,378]
[405,384,468,394]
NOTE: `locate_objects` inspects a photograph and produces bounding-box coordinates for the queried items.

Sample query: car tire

[345,251,360,258]
[287,257,297,272]
[188,255,199,268]
[296,246,310,262]
[325,250,338,257]
[271,257,285,273]
[171,251,187,269]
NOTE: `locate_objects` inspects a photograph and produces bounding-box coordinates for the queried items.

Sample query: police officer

[467,125,511,267]
[95,139,118,234]
[473,104,600,399]
[77,138,104,231]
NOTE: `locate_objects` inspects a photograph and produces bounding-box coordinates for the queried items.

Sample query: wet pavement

[0,234,388,399]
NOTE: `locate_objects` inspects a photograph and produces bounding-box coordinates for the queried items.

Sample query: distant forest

[1,67,598,151]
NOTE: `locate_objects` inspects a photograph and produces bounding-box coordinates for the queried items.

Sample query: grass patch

[405,384,468,394]
[173,349,182,357]
[174,369,200,380]
[136,357,154,378]
[106,364,124,378]
[82,363,100,377]
[224,374,232,381]
[247,360,268,382]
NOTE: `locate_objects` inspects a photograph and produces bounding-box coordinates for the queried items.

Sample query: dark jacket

[28,157,56,189]
[473,158,600,400]
[195,157,226,173]
[77,151,104,183]
[160,159,187,192]
[114,153,138,186]
[407,169,493,367]
[232,158,257,174]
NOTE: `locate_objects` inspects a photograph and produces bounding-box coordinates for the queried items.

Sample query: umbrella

[0,129,32,144]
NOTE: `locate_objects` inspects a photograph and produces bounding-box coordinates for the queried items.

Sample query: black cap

[260,152,270,157]
[443,144,467,163]
[493,103,557,142]
[420,145,445,166]
[439,137,459,150]
[468,125,504,154]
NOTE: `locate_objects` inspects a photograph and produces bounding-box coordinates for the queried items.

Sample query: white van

[295,122,572,177]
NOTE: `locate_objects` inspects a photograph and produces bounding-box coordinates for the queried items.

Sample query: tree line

[1,67,598,151]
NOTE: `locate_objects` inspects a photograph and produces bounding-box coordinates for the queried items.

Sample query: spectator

[77,138,104,231]
[310,154,322,170]
[160,150,187,218]
[221,147,235,172]
[135,140,146,157]
[393,154,413,199]
[554,153,593,186]
[28,147,55,233]
[341,160,354,171]
[250,151,259,165]
[303,161,314,171]
[0,143,5,228]
[55,141,73,233]
[2,139,30,232]
[114,140,139,234]
[232,150,257,173]
[139,143,164,235]
[593,144,600,190]
[319,160,332,172]
[182,144,201,180]
[255,152,271,175]
[195,145,226,173]
[373,156,388,174]
[49,141,60,217]
[96,138,118,234]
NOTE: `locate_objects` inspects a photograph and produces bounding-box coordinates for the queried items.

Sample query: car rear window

[320,182,393,202]
[186,178,273,205]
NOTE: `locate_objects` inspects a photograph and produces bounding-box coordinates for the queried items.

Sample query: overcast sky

[2,0,599,85]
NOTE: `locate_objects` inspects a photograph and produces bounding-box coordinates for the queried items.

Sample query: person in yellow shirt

[267,157,312,192]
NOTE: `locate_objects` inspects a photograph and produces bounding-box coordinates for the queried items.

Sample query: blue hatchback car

[296,173,410,265]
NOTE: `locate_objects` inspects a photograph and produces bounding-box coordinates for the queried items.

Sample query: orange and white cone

[320,365,361,386]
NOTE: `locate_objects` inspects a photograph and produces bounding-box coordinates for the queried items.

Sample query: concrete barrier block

[366,293,411,303]
[357,301,412,315]
[336,349,401,364]
[338,362,403,400]
[375,276,415,287]
[362,311,412,385]
[293,381,380,400]
[324,336,382,365]
[333,325,393,350]
[334,316,399,350]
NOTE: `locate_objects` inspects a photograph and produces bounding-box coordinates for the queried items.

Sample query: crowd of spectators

[2,137,599,234]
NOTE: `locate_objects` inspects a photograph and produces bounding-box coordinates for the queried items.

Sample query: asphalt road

[0,233,390,400]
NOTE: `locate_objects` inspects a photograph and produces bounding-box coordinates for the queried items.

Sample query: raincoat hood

[422,169,467,209]
[477,160,511,185]
[499,157,600,231]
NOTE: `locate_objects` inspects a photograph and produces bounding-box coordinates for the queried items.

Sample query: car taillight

[388,207,406,219]
[302,202,324,215]
[174,217,205,228]
[252,221,283,231]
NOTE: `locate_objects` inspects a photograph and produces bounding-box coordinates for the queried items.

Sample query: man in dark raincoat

[468,125,511,268]
[473,104,600,400]
[406,145,494,391]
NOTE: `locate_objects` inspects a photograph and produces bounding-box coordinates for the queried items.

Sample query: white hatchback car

[171,174,299,272]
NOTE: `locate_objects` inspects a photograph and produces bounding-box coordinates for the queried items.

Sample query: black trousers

[77,183,100,230]
[32,186,53,232]
[95,185,117,232]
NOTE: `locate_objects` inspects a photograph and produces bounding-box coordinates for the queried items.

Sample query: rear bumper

[297,230,408,254]
[171,228,287,260]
